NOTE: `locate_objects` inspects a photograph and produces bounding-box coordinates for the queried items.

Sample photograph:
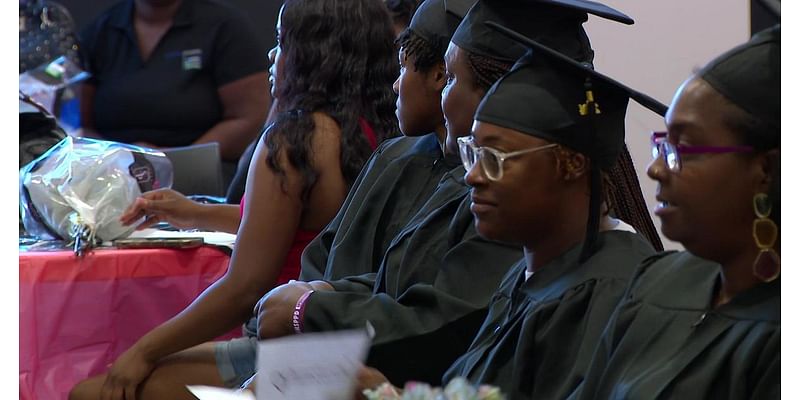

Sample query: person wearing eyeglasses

[435,41,658,398]
[357,22,664,396]
[569,26,780,400]
[258,1,664,390]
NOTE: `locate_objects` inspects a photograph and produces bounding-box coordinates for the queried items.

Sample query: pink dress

[239,117,378,285]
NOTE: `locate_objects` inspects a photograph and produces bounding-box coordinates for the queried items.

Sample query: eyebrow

[665,121,691,138]
[473,132,506,148]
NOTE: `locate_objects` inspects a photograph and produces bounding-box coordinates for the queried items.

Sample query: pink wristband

[292,290,314,334]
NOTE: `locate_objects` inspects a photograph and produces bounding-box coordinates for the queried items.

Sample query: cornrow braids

[396,29,443,72]
[555,144,663,251]
[606,145,664,250]
[466,52,513,92]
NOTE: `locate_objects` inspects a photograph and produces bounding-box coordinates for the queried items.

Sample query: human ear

[555,147,588,181]
[757,148,780,193]
[430,62,447,92]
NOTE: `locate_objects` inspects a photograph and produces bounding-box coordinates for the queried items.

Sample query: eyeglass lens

[652,140,681,171]
[458,138,503,180]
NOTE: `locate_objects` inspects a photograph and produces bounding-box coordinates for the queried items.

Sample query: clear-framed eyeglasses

[457,136,558,181]
[650,131,754,172]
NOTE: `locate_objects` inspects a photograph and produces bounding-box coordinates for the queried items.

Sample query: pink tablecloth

[19,246,241,400]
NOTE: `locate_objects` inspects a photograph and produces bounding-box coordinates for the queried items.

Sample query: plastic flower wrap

[363,377,505,400]
[20,137,173,250]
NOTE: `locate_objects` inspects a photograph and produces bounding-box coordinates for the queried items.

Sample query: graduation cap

[408,0,475,55]
[444,0,474,18]
[699,24,780,132]
[487,21,668,117]
[476,21,668,261]
[451,0,634,65]
[759,0,780,19]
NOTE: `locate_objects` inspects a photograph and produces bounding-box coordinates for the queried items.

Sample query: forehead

[473,121,547,147]
[444,42,464,68]
[666,77,733,140]
[276,4,284,28]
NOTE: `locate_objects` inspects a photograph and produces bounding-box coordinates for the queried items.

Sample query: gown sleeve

[302,208,523,384]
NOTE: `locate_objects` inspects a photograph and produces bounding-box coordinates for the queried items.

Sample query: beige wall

[585,1,750,249]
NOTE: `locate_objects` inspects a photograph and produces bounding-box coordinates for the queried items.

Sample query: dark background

[61,0,778,47]
[60,0,281,56]
[750,0,780,34]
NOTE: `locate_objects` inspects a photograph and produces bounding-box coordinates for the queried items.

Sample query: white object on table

[125,228,237,250]
[187,385,255,400]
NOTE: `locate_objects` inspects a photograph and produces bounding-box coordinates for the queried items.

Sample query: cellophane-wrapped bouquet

[363,377,505,400]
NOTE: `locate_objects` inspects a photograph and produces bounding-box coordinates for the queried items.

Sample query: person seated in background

[254,0,658,387]
[359,25,659,399]
[300,0,474,285]
[69,0,398,399]
[569,25,780,400]
[77,0,269,163]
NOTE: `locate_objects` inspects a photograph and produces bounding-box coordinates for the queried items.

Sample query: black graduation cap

[409,0,475,55]
[444,0,474,18]
[759,0,780,19]
[487,21,669,117]
[451,0,634,65]
[700,25,780,131]
[477,21,669,261]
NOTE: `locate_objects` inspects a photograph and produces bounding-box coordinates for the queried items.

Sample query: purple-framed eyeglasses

[650,131,754,172]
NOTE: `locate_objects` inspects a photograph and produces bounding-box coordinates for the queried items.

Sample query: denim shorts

[214,336,258,388]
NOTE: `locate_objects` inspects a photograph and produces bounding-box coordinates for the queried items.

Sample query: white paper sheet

[127,228,237,249]
[256,330,370,400]
[187,385,255,400]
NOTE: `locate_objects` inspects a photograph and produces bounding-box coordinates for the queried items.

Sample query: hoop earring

[752,193,780,282]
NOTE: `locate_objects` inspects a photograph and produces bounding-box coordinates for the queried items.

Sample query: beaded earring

[752,193,780,282]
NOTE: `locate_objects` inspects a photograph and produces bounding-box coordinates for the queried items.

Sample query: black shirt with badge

[79,0,265,147]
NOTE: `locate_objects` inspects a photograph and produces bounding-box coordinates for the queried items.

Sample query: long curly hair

[264,0,399,200]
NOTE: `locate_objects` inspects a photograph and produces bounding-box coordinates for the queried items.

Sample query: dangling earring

[752,193,780,282]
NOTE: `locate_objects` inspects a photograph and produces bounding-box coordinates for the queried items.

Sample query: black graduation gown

[244,133,454,336]
[302,164,524,385]
[444,230,655,400]
[570,252,780,400]
[300,133,457,282]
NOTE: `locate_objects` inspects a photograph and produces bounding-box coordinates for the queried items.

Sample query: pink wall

[586,1,750,249]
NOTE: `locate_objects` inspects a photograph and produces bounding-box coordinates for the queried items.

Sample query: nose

[268,46,277,64]
[392,75,400,95]
[464,157,487,187]
[646,151,668,182]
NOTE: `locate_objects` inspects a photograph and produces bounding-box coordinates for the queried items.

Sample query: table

[19,246,241,400]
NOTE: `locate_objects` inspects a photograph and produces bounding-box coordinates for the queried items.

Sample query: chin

[658,216,687,243]
[474,219,513,243]
[400,124,426,137]
[474,219,495,240]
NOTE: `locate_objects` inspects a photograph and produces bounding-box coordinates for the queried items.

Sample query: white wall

[585,1,751,249]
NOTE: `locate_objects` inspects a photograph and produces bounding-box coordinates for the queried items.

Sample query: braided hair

[396,29,442,72]
[466,52,513,92]
[607,145,664,250]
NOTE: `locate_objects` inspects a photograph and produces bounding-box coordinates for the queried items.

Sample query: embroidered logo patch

[182,49,202,70]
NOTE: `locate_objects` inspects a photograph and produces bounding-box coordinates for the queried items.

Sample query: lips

[654,194,677,216]
[470,193,497,215]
